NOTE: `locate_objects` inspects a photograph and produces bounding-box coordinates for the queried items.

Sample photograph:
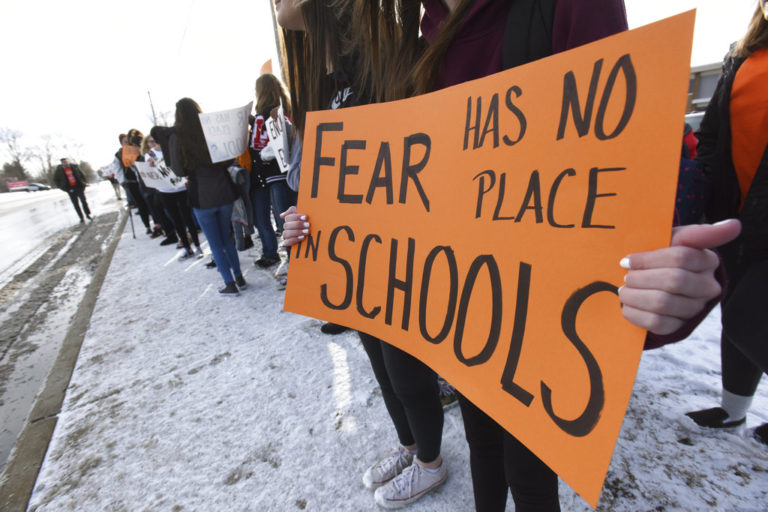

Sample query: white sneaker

[374,460,447,509]
[363,446,414,490]
[194,246,204,259]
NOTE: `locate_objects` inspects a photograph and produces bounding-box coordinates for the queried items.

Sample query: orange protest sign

[284,12,694,507]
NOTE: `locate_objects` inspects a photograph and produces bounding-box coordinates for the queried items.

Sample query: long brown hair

[734,4,768,58]
[255,73,292,117]
[174,97,213,169]
[278,0,359,135]
[348,0,475,100]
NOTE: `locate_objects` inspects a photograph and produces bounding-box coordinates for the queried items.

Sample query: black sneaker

[320,322,348,335]
[178,249,194,262]
[219,282,239,296]
[235,275,247,290]
[205,258,217,268]
[160,237,179,246]
[753,423,768,445]
[686,407,746,428]
[254,255,280,268]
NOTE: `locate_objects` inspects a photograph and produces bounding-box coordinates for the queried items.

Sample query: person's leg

[720,333,763,415]
[372,343,447,509]
[159,193,191,251]
[268,179,297,232]
[504,434,560,512]
[176,191,200,247]
[67,190,84,220]
[195,206,235,285]
[127,182,151,229]
[250,185,279,260]
[75,187,91,217]
[379,341,443,464]
[359,332,416,447]
[457,393,508,512]
[213,203,242,279]
[147,189,176,240]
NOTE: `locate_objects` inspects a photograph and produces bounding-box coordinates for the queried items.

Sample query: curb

[0,210,128,512]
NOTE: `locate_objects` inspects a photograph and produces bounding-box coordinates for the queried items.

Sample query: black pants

[721,260,768,396]
[159,191,200,251]
[124,181,150,229]
[66,187,90,220]
[458,394,560,512]
[358,332,443,463]
[143,187,175,238]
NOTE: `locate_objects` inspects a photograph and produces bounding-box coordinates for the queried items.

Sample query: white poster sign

[265,106,290,174]
[198,102,253,163]
[135,160,187,191]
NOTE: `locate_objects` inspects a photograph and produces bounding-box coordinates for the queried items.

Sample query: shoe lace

[391,463,418,495]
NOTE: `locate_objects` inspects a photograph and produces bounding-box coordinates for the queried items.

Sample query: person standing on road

[53,158,92,224]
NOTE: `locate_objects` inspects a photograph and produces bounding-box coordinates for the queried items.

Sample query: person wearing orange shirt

[53,158,92,223]
[686,2,768,446]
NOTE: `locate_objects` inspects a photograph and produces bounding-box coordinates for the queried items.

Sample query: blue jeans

[194,203,242,285]
[268,179,298,232]
[250,185,279,259]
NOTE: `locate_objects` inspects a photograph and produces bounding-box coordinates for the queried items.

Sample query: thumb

[670,219,741,249]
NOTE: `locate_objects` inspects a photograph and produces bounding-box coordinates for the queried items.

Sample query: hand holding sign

[619,219,741,334]
[280,206,309,246]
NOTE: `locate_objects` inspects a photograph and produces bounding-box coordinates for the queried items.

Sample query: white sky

[0,0,759,172]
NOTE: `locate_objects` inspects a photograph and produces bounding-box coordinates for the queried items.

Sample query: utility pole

[147,91,158,125]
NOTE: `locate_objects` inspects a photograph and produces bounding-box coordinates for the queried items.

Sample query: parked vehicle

[28,182,51,191]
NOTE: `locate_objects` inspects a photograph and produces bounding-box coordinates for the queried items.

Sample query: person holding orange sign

[275,0,451,508]
[281,0,742,510]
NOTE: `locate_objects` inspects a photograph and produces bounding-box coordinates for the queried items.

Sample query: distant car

[684,111,705,133]
[27,183,51,191]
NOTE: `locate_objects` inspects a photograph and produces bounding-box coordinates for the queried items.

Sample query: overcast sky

[0,0,759,173]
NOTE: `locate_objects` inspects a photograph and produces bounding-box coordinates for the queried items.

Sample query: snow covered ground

[22,221,768,511]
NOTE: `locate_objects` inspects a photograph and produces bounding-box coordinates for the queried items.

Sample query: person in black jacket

[169,97,247,295]
[686,3,768,446]
[53,158,92,223]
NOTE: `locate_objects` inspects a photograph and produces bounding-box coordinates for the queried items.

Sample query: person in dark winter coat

[53,158,92,223]
[169,97,247,295]
[686,3,768,447]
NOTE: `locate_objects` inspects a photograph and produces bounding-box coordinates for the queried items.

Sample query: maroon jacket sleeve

[552,0,629,54]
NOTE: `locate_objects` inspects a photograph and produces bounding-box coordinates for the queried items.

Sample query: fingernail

[619,257,631,269]
[714,219,731,226]
[302,229,308,234]
[300,215,307,221]
[303,222,310,228]
[298,235,304,240]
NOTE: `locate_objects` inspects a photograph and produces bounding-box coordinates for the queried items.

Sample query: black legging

[721,259,768,396]
[159,190,199,251]
[358,332,443,463]
[458,394,560,512]
[124,181,150,229]
[66,187,90,220]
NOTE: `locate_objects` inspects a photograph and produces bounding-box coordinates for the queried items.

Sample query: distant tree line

[0,128,96,192]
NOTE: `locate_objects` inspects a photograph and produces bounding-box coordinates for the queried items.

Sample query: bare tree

[30,135,58,184]
[0,128,31,181]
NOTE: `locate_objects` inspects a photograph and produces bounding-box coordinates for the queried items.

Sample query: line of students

[275,0,750,510]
